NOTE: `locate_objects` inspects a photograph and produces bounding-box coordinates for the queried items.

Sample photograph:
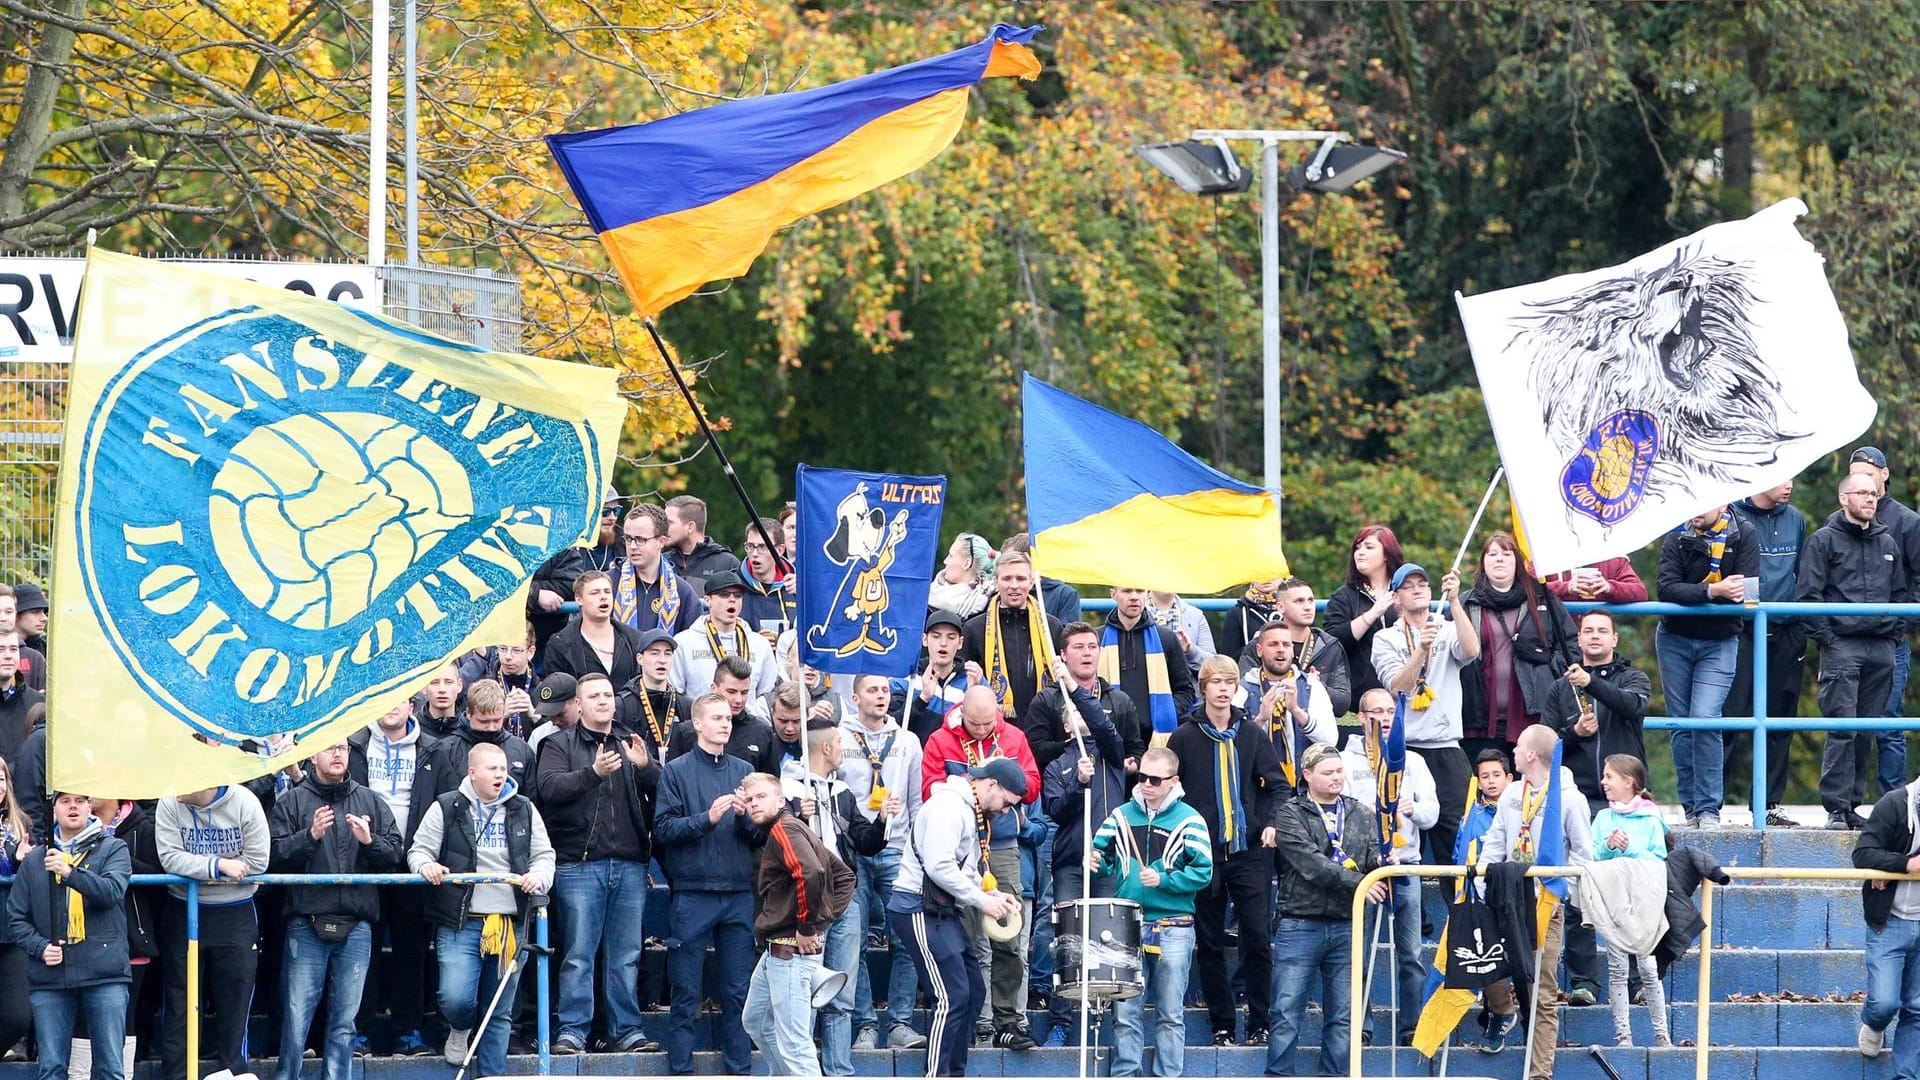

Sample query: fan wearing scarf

[962,552,1063,721]
[409,742,554,1080]
[1267,743,1384,1077]
[5,790,133,1080]
[613,504,702,635]
[1167,655,1290,1047]
[1235,619,1337,797]
[1653,504,1758,829]
[1099,588,1197,747]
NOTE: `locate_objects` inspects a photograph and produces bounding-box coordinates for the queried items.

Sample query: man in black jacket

[268,741,403,1080]
[616,629,691,758]
[5,790,133,1080]
[545,571,645,689]
[1020,622,1143,771]
[535,672,661,1054]
[665,656,778,773]
[1166,655,1288,1047]
[1656,504,1760,828]
[416,679,538,819]
[1850,782,1920,1067]
[347,701,441,1056]
[1803,475,1913,830]
[664,494,743,594]
[1099,587,1197,738]
[1265,743,1384,1078]
[1849,447,1920,799]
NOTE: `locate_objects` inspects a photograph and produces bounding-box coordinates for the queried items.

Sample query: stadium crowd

[4,443,1920,1080]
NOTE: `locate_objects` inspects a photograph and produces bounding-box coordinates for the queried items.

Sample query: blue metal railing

[1081,595,1920,830]
[0,873,551,1077]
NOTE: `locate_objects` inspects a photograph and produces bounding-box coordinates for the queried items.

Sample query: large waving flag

[50,249,623,797]
[1022,374,1288,592]
[1367,692,1408,860]
[547,25,1043,317]
[1458,197,1874,574]
[1410,776,1491,1057]
[794,465,947,677]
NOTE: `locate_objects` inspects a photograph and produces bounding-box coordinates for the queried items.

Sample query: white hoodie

[364,719,424,827]
[836,713,925,853]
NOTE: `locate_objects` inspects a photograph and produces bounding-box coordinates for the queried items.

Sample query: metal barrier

[1085,595,1920,830]
[1345,862,1917,1080]
[0,872,552,1079]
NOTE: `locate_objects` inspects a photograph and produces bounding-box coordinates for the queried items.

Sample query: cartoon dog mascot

[805,483,909,658]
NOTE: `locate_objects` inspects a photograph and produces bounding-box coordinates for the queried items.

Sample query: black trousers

[359,885,433,1033]
[0,944,30,1054]
[1193,848,1273,1036]
[1818,636,1898,814]
[1725,623,1808,808]
[1413,745,1470,870]
[159,898,259,1080]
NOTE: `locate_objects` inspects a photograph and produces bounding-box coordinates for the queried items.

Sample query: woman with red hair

[1322,525,1406,713]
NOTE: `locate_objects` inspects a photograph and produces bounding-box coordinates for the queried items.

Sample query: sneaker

[1567,987,1598,1007]
[888,1028,927,1050]
[392,1031,433,1057]
[1243,1026,1268,1046]
[1040,1026,1068,1048]
[1828,811,1854,831]
[303,1048,318,1059]
[1683,814,1699,829]
[1697,812,1722,829]
[1476,1013,1518,1053]
[1630,986,1647,1006]
[1861,1022,1888,1058]
[852,1028,879,1051]
[1765,807,1798,828]
[975,1021,995,1046]
[1850,810,1870,830]
[1210,1030,1236,1047]
[1653,1034,1674,1048]
[1615,1035,1634,1048]
[553,1036,585,1055]
[614,1033,661,1053]
[993,1027,1037,1051]
[443,1028,471,1066]
[349,1034,369,1057]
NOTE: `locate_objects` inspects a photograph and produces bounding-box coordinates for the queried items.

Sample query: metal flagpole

[1518,933,1549,1076]
[1073,721,1093,1080]
[1451,465,1507,573]
[1361,904,1385,1033]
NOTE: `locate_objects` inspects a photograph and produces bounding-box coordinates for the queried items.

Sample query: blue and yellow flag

[49,249,624,797]
[1022,374,1288,593]
[546,25,1042,317]
[1411,775,1494,1057]
[1367,692,1408,860]
[794,465,947,678]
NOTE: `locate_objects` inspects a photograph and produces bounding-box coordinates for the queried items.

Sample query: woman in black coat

[1459,532,1575,761]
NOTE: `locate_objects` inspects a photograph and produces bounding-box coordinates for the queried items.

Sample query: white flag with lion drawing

[1457,197,1875,575]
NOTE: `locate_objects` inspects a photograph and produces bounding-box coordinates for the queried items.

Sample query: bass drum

[1050,898,1144,1002]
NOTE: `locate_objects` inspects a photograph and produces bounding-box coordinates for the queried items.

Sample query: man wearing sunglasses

[1087,747,1213,1077]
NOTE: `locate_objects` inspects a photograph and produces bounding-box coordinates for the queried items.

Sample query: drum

[1050,898,1144,1002]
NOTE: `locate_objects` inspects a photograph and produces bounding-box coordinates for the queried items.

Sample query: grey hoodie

[835,713,925,853]
[156,784,270,905]
[407,775,555,916]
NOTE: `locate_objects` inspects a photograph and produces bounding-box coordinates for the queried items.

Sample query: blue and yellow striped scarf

[1099,622,1177,739]
[1197,720,1248,853]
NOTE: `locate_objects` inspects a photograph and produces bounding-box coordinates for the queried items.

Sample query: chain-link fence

[0,259,523,588]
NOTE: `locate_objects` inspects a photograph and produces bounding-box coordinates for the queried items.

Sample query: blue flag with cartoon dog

[49,248,624,797]
[795,464,946,677]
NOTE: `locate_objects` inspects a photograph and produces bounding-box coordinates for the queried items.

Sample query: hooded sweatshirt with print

[156,784,270,905]
[836,712,925,856]
[1088,782,1213,923]
[407,775,555,921]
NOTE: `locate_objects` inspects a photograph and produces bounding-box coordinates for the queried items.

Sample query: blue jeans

[436,919,525,1080]
[744,949,824,1076]
[1881,641,1911,797]
[665,889,754,1075]
[852,848,918,1037]
[820,892,864,1075]
[1864,914,1920,1079]
[277,918,372,1080]
[552,858,649,1045]
[30,983,129,1080]
[1658,628,1738,818]
[1112,923,1195,1077]
[1366,875,1423,1045]
[1266,917,1352,1077]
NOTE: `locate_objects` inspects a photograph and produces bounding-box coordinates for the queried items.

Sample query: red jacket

[920,717,1040,806]
[1541,556,1648,603]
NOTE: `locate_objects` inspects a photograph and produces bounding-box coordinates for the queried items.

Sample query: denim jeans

[1365,874,1423,1045]
[31,983,129,1080]
[820,892,864,1075]
[277,918,372,1080]
[552,857,648,1045]
[1112,924,1195,1077]
[1880,640,1911,797]
[436,919,524,1080]
[665,889,754,1075]
[1864,914,1920,1079]
[1266,917,1352,1077]
[853,847,919,1037]
[743,949,823,1076]
[1658,628,1738,818]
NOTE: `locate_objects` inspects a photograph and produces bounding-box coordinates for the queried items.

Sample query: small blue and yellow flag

[50,249,624,797]
[1022,375,1288,593]
[547,25,1042,317]
[794,465,947,678]
[1410,775,1494,1057]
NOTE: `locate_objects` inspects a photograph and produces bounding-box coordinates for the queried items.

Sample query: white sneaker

[203,1070,235,1080]
[444,1028,471,1066]
[232,1072,261,1080]
[1860,1022,1888,1058]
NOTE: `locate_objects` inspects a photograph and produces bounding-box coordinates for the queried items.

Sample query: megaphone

[811,967,850,1010]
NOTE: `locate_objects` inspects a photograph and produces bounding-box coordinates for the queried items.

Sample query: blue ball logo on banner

[795,465,947,678]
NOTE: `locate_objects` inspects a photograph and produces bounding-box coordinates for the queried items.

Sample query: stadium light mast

[1135,130,1405,504]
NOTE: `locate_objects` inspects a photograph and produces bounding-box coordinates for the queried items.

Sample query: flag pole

[641,317,786,565]
[1451,465,1506,574]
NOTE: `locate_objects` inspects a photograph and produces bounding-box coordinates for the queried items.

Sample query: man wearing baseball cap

[890,610,982,746]
[672,570,778,706]
[1369,561,1480,870]
[617,629,691,760]
[1850,446,1920,798]
[526,673,579,754]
